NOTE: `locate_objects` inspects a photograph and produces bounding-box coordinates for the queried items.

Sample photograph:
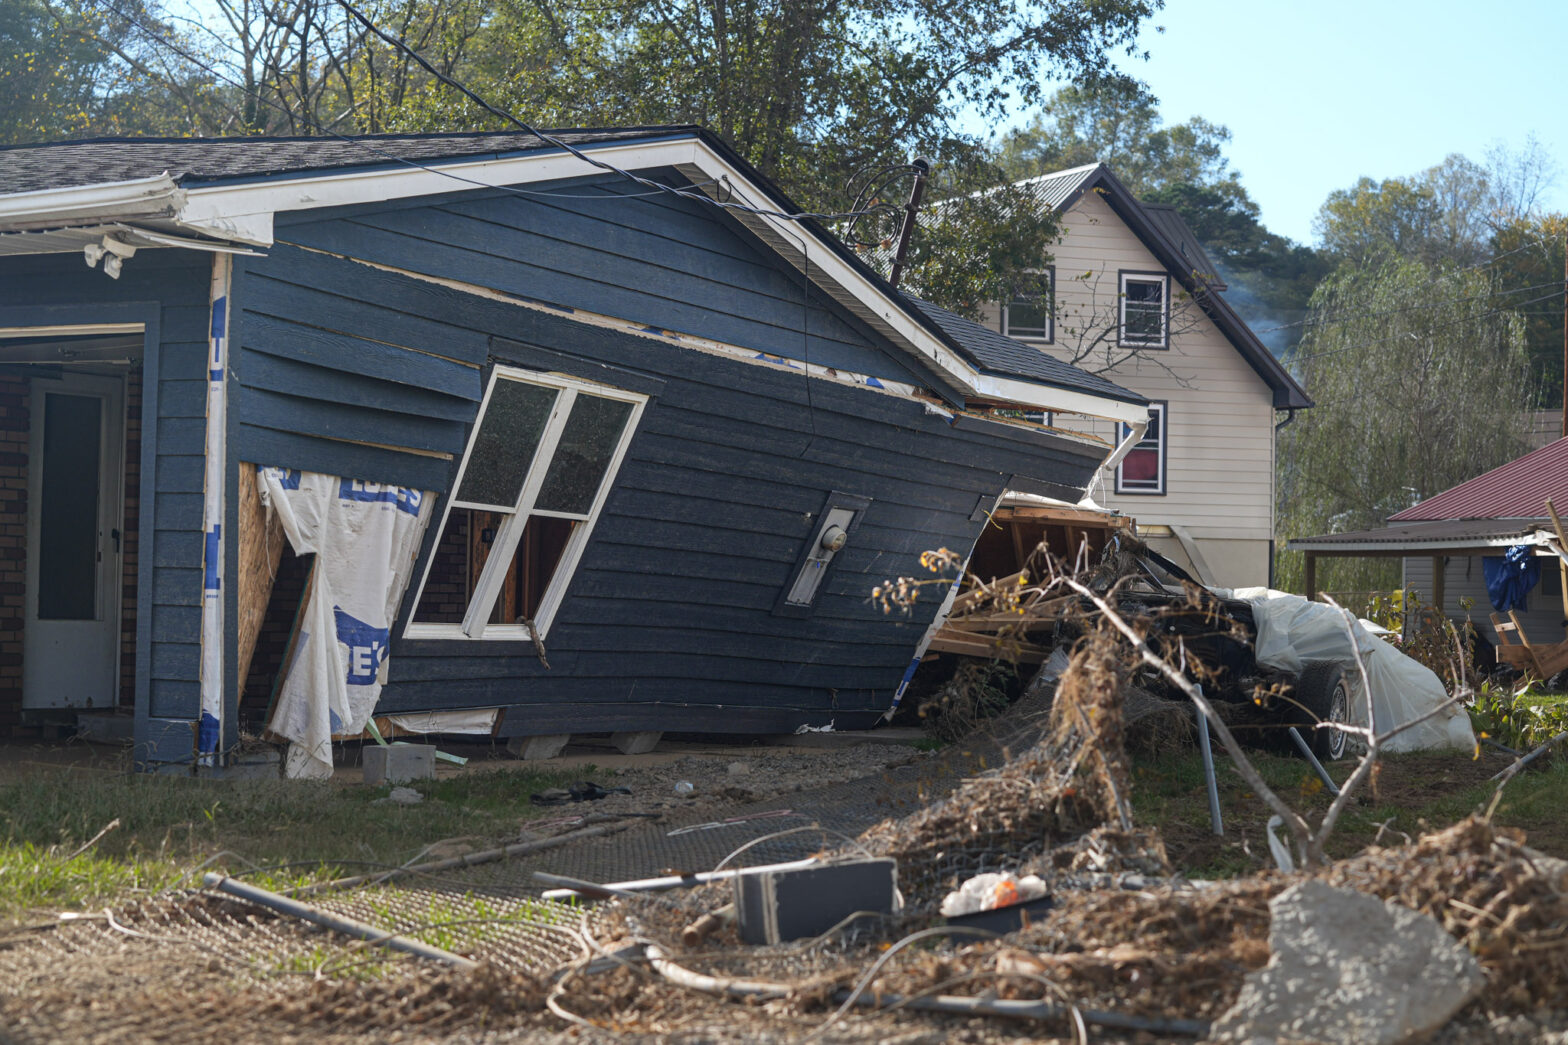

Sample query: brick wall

[0,375,27,736]
[119,367,141,709]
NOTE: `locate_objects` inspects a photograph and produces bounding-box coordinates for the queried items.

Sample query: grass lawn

[1132,745,1568,877]
[0,760,582,928]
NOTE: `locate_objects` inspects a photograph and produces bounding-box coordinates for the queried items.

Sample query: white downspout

[198,255,231,765]
[1085,419,1147,505]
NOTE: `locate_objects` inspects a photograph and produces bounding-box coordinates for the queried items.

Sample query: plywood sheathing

[236,463,286,696]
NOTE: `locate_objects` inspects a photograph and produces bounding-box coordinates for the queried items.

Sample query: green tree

[1275,258,1535,594]
[994,80,1327,352]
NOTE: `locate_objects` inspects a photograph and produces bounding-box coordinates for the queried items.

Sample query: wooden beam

[1304,552,1317,602]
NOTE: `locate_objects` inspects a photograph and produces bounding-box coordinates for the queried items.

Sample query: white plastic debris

[939,872,1048,918]
[1266,815,1296,873]
[793,721,836,734]
[1221,587,1475,752]
[673,781,694,795]
[373,787,424,806]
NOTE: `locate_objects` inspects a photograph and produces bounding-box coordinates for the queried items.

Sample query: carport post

[1304,552,1317,601]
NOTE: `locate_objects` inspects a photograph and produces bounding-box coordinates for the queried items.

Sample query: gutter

[0,173,182,229]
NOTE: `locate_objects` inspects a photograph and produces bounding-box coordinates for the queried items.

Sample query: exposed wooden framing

[236,462,286,697]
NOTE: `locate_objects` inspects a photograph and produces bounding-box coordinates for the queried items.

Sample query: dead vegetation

[7,549,1568,1042]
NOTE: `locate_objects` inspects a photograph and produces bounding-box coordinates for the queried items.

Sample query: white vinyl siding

[981,190,1278,585]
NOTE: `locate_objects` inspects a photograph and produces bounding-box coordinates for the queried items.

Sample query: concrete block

[610,730,662,755]
[506,733,572,760]
[363,743,436,786]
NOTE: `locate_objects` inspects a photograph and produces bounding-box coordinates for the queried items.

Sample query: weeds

[0,762,583,925]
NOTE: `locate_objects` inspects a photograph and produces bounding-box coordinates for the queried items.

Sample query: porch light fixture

[82,234,138,279]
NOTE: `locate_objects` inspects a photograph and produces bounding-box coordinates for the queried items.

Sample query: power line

[1253,277,1563,338]
[1281,287,1565,365]
[331,0,904,226]
[97,0,902,228]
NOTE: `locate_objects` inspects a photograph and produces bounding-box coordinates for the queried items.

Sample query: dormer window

[1119,272,1168,348]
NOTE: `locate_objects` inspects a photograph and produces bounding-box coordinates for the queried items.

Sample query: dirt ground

[6,712,1568,1044]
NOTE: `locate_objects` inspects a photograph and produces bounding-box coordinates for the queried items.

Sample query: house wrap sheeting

[1225,587,1476,752]
[258,467,434,778]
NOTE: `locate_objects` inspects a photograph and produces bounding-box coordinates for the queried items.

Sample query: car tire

[1295,660,1350,761]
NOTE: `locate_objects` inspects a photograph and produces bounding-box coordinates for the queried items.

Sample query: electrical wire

[333,0,903,226]
[95,0,900,228]
[1253,278,1563,338]
[1282,286,1564,366]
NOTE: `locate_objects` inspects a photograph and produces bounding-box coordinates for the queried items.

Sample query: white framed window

[1116,402,1167,495]
[1001,268,1054,342]
[405,366,645,641]
[1118,272,1168,348]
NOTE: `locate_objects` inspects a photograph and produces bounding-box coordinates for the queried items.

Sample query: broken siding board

[241,353,479,422]
[234,424,455,491]
[235,387,468,457]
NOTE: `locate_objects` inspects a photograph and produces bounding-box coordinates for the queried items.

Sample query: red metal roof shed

[1390,437,1568,522]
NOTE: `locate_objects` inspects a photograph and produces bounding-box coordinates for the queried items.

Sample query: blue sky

[1016,0,1568,245]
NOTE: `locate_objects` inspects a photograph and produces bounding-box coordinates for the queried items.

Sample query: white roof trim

[0,173,182,228]
[0,137,1143,420]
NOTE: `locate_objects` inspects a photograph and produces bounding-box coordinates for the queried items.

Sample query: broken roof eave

[0,172,183,230]
[0,133,1146,423]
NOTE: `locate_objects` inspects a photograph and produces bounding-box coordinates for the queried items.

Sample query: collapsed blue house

[0,128,1146,772]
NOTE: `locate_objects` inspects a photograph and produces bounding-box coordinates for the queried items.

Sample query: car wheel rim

[1327,682,1348,760]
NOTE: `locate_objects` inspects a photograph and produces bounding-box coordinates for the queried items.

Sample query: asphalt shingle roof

[0,127,692,193]
[907,298,1144,404]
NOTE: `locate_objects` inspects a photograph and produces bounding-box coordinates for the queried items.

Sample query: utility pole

[1561,230,1566,438]
[887,158,931,290]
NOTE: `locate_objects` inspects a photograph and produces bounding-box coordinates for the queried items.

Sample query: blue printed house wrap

[258,467,434,778]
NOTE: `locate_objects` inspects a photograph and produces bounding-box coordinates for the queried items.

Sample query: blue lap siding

[228,183,1104,733]
[0,251,211,765]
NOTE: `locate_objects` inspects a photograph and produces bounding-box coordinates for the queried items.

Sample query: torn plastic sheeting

[258,467,435,779]
[1224,587,1475,753]
[386,709,499,735]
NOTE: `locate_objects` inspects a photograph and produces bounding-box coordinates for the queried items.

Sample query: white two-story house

[976,163,1312,588]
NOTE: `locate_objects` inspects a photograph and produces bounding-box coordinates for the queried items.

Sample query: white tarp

[257,467,435,778]
[1224,587,1475,752]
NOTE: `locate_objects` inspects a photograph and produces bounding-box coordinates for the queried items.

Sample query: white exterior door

[23,374,125,709]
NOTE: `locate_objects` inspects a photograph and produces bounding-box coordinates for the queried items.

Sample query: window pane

[1006,273,1052,338]
[534,394,634,515]
[412,508,513,623]
[489,516,577,625]
[1123,279,1164,342]
[456,379,557,508]
[38,393,101,620]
